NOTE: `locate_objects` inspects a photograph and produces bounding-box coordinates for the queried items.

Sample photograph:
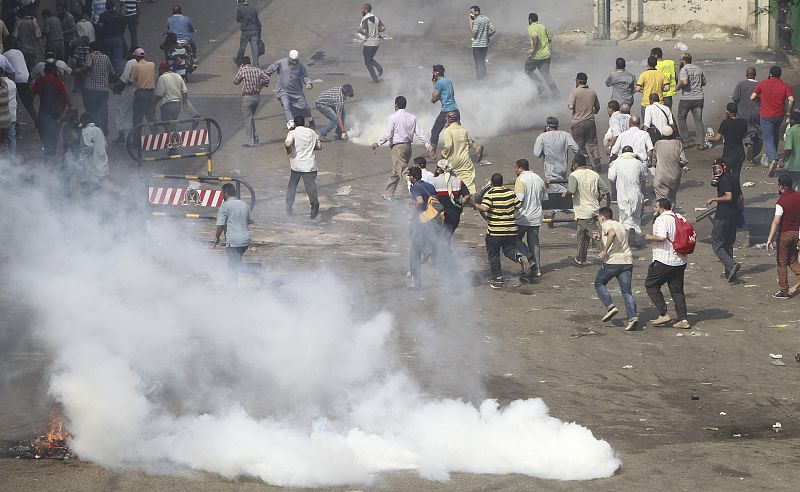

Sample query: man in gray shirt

[265,50,316,130]
[215,183,260,285]
[533,116,580,193]
[732,66,762,164]
[676,52,707,149]
[234,0,261,67]
[605,57,635,107]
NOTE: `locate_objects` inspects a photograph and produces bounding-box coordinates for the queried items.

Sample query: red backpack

[670,214,697,255]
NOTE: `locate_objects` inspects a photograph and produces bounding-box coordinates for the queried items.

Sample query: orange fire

[31,409,72,458]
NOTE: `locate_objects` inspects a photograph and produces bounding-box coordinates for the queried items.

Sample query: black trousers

[485,234,520,278]
[645,261,688,320]
[429,108,461,150]
[472,46,488,80]
[362,45,382,82]
[711,218,738,275]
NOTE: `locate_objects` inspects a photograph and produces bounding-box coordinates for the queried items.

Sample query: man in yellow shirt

[652,47,677,110]
[526,12,558,96]
[441,112,477,193]
[636,55,668,120]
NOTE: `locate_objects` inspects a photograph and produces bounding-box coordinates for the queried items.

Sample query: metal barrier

[147,174,256,220]
[474,179,611,224]
[126,117,223,175]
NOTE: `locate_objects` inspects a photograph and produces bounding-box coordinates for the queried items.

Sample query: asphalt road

[1,0,799,490]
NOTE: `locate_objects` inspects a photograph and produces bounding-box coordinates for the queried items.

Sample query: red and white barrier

[148,187,224,207]
[141,129,209,151]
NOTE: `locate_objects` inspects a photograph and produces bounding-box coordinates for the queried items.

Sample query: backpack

[670,214,696,255]
[419,195,445,225]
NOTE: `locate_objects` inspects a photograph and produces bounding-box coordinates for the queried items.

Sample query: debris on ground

[773,422,782,432]
[692,33,705,40]
[742,181,756,187]
[622,364,634,369]
[334,185,352,196]
[772,360,787,366]
[654,34,664,42]
[719,412,727,416]
[769,353,783,359]
[674,42,689,51]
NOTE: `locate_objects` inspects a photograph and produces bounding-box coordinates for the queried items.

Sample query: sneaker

[625,317,641,331]
[672,319,691,329]
[568,256,587,267]
[242,142,257,147]
[652,314,673,326]
[404,276,420,289]
[488,277,504,289]
[517,255,530,276]
[254,135,259,144]
[602,305,619,322]
[319,136,332,142]
[772,291,791,299]
[310,202,319,219]
[381,194,393,201]
[727,262,741,283]
[767,160,780,178]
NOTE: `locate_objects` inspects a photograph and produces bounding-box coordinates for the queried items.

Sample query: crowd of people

[3,3,795,326]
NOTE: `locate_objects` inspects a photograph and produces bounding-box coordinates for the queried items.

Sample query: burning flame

[32,409,72,458]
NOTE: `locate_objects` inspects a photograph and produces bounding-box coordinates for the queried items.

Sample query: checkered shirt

[83,51,113,92]
[233,65,269,95]
[315,86,345,113]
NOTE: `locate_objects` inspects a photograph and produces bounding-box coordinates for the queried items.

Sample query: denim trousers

[516,225,540,273]
[676,98,705,144]
[761,116,783,162]
[315,102,344,138]
[242,94,261,143]
[594,263,636,318]
[236,30,260,67]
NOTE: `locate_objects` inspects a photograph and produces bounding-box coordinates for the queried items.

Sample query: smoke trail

[1,162,620,486]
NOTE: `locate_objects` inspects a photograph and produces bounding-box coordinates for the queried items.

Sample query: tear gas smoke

[1,162,620,486]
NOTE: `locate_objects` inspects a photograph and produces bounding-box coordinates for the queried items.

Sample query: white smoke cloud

[1,162,620,486]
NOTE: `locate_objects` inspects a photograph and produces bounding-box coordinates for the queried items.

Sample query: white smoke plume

[1,162,620,486]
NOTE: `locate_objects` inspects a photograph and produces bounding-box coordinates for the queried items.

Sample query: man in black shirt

[706,159,743,282]
[97,0,125,74]
[706,102,748,177]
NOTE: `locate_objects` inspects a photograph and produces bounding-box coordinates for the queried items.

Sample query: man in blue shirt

[430,64,459,152]
[408,166,439,289]
[214,183,261,285]
[166,5,196,57]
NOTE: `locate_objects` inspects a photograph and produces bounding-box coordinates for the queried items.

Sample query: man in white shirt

[78,112,108,188]
[643,198,690,329]
[611,115,654,162]
[594,206,639,331]
[285,115,322,219]
[0,69,16,157]
[643,93,674,142]
[608,146,648,246]
[514,158,546,278]
[603,100,630,151]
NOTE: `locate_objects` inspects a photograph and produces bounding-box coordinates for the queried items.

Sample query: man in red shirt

[751,66,794,173]
[766,174,800,298]
[31,62,70,157]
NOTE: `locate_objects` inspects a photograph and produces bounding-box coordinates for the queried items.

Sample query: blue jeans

[7,121,15,156]
[315,102,343,137]
[594,263,637,318]
[104,35,125,75]
[761,116,783,162]
[236,30,260,67]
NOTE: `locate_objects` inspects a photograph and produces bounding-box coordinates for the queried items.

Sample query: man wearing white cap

[265,50,315,130]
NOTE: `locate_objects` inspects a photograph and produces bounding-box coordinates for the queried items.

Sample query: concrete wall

[607,0,754,32]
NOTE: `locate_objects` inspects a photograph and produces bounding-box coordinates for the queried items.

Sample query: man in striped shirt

[469,5,495,81]
[233,56,269,147]
[120,0,139,49]
[315,84,353,142]
[474,173,530,288]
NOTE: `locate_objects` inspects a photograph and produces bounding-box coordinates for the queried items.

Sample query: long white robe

[608,152,647,234]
